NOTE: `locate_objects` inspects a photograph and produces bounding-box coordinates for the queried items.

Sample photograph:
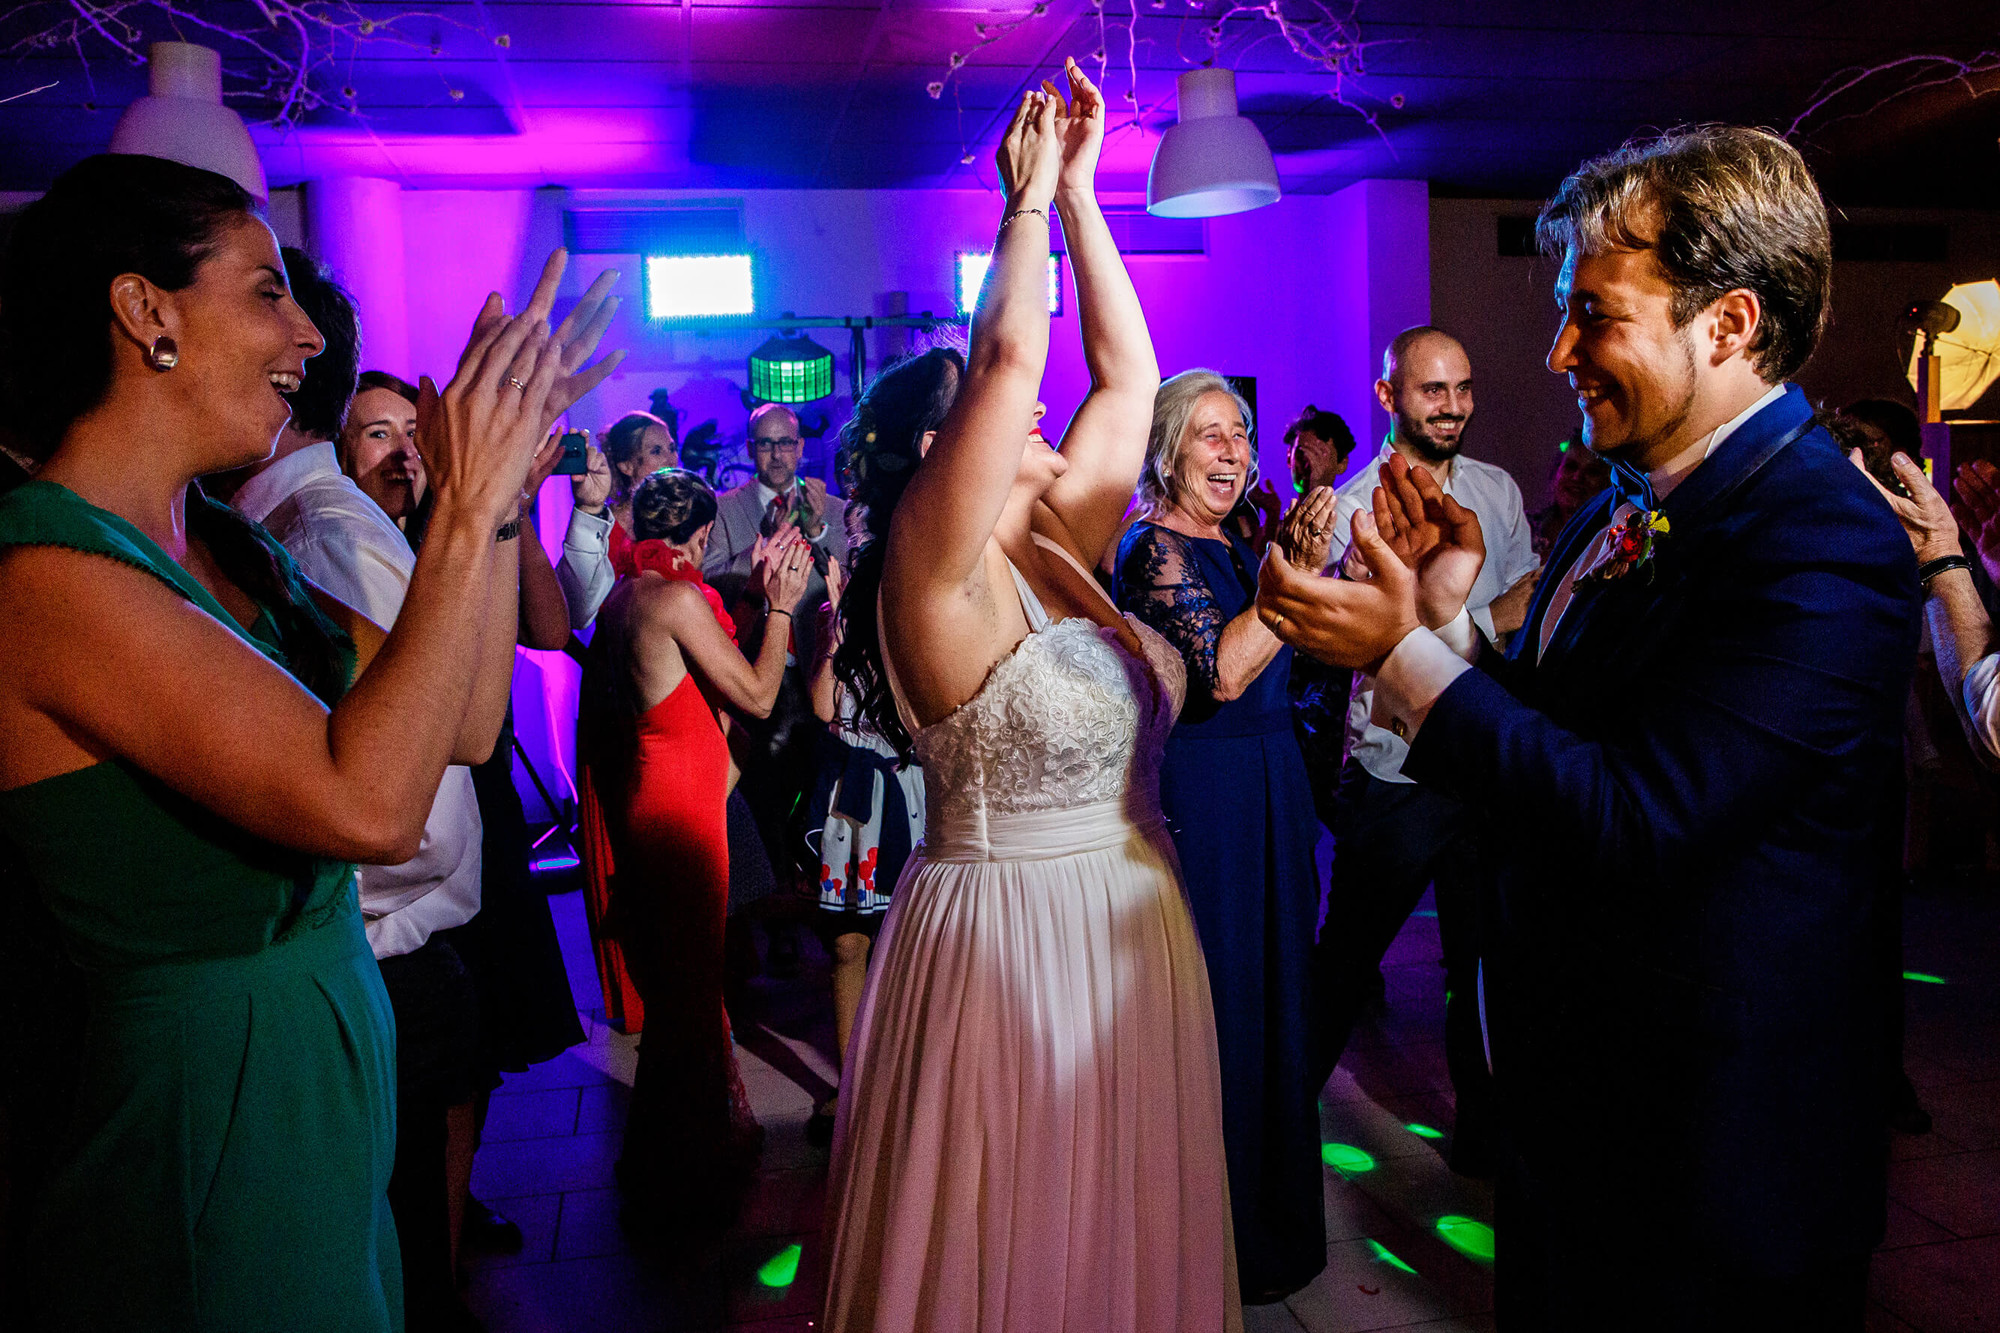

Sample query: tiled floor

[466,861,2000,1332]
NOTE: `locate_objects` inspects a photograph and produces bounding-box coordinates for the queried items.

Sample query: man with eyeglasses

[705,402,850,926]
[705,403,847,594]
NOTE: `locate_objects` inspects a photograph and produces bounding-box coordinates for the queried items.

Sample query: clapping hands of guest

[416,249,625,532]
[757,525,814,614]
[1275,486,1337,572]
[1951,460,2000,583]
[1257,455,1486,671]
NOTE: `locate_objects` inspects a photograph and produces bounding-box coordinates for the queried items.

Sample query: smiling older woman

[1111,368,1329,1304]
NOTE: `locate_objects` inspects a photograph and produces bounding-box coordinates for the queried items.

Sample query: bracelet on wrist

[495,518,522,543]
[999,206,1047,231]
[767,607,793,620]
[1919,553,1972,589]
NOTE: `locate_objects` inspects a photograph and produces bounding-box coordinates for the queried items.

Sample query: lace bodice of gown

[906,560,1188,824]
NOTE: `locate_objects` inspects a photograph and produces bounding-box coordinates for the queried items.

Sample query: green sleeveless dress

[0,481,402,1332]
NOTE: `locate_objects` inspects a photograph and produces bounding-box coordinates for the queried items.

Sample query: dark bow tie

[1607,457,1658,514]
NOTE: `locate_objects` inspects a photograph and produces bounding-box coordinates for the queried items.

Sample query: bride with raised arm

[822,62,1241,1333]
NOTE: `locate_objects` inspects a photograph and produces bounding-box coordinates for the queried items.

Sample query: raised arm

[889,90,1061,591]
[1035,60,1160,569]
[10,252,622,864]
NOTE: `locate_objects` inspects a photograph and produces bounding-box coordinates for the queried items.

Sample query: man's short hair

[1381,326,1458,383]
[1535,125,1832,383]
[748,401,799,434]
[279,246,361,440]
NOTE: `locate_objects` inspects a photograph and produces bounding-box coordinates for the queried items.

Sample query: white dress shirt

[1333,441,1539,784]
[1372,383,1789,746]
[233,440,484,960]
[1960,640,2000,760]
[557,504,617,630]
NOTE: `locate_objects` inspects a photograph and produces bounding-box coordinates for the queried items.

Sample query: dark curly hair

[277,246,360,441]
[631,467,717,544]
[2,154,352,706]
[832,346,964,757]
[1283,403,1354,455]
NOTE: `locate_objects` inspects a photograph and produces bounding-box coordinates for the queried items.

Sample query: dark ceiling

[2,1,1996,204]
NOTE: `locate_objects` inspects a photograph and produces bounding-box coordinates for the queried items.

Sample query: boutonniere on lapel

[1579,509,1670,585]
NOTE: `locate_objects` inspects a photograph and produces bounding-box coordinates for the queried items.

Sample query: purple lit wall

[279,178,1432,820]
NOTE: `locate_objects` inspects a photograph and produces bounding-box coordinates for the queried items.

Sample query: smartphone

[554,429,590,476]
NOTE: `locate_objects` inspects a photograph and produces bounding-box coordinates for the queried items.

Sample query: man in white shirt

[215,249,483,1331]
[1312,327,1537,1175]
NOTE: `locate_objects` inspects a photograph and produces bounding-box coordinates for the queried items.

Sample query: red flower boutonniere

[1579,510,1670,585]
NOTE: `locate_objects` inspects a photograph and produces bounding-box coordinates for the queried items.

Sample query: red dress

[578,520,645,1031]
[580,541,760,1212]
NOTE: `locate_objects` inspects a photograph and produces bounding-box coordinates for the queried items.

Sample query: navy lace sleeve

[1116,523,1226,701]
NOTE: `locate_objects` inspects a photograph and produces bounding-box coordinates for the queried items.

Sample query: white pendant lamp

[109,42,268,202]
[1146,68,1280,218]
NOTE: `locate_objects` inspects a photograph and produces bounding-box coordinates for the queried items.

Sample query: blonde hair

[1140,369,1257,508]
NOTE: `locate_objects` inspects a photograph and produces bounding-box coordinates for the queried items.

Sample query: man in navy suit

[1258,126,1919,1330]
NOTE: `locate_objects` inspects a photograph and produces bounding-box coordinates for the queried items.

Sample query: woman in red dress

[583,468,812,1229]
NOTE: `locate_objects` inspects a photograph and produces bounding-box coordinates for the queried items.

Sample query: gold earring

[147,335,179,371]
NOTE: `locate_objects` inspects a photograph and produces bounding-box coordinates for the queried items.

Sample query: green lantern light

[749,332,834,404]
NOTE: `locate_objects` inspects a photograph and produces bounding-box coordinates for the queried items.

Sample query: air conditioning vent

[1104,209,1206,255]
[564,205,745,255]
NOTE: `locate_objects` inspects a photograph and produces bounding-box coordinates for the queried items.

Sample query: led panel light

[645,254,754,318]
[956,252,1063,316]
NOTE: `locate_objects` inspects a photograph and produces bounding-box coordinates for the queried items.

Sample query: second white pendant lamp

[109,42,268,202]
[1146,68,1280,218]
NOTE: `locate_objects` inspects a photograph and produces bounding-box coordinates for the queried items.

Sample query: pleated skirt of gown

[822,799,1242,1333]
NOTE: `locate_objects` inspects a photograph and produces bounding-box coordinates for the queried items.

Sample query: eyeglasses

[751,436,803,455]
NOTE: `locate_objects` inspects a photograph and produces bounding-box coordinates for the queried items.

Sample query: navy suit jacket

[1404,385,1919,1275]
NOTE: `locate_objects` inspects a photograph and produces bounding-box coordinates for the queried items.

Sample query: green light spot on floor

[1414,909,1438,918]
[1903,971,1947,985]
[1405,1121,1445,1139]
[1322,1142,1375,1174]
[757,1243,802,1288]
[1436,1215,1495,1261]
[1366,1238,1417,1274]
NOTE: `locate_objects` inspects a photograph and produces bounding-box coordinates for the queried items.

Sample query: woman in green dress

[0,154,620,1332]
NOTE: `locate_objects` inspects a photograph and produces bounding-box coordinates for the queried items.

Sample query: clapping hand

[1372,454,1486,630]
[757,526,813,612]
[997,86,1062,211]
[1257,511,1420,672]
[415,249,626,530]
[1953,459,2000,581]
[1275,486,1337,572]
[1044,58,1105,195]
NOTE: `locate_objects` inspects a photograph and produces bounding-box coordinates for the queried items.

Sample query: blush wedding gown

[822,558,1242,1333]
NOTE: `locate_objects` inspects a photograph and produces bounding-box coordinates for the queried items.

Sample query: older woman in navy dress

[1114,370,1331,1304]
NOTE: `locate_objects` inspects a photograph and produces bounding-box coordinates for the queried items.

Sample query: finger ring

[1272,611,1287,629]
[506,376,526,391]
